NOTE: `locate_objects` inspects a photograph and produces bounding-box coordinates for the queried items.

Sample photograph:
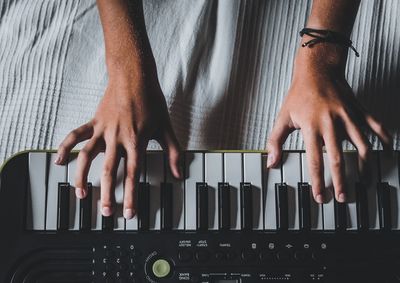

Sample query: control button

[294,250,311,261]
[241,249,257,262]
[195,250,210,262]
[118,263,128,271]
[178,249,193,262]
[215,251,225,260]
[117,249,129,257]
[259,250,274,262]
[226,251,236,261]
[152,259,171,278]
[104,264,115,272]
[276,251,291,262]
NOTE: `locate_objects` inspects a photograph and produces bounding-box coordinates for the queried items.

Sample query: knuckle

[330,154,342,169]
[102,165,114,179]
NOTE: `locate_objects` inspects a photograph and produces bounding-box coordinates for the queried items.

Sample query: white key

[167,157,184,230]
[46,154,67,230]
[224,153,242,230]
[322,153,335,230]
[67,154,80,230]
[365,153,380,230]
[282,152,301,230]
[88,154,104,231]
[301,153,323,230]
[114,158,125,230]
[264,154,280,230]
[27,152,47,230]
[185,152,203,230]
[379,151,400,230]
[344,153,358,230]
[243,153,263,230]
[147,152,164,230]
[125,158,144,231]
[205,153,223,230]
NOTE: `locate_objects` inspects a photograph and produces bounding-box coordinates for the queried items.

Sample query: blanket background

[0,0,399,164]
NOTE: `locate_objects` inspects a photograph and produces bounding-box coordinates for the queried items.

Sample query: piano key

[114,158,125,231]
[282,152,301,230]
[57,182,70,231]
[205,153,223,230]
[298,182,311,231]
[224,153,242,230]
[379,151,400,230]
[275,183,288,231]
[356,182,369,231]
[334,200,347,231]
[322,153,335,231]
[26,152,47,230]
[240,182,252,230]
[343,153,359,230]
[377,182,391,231]
[79,183,92,231]
[161,182,173,230]
[47,153,67,230]
[301,153,323,230]
[185,152,204,230]
[102,215,114,231]
[87,154,104,231]
[218,182,230,230]
[138,182,150,230]
[126,157,145,231]
[166,158,184,230]
[147,152,164,230]
[196,182,208,231]
[67,154,80,231]
[264,154,280,230]
[363,152,380,230]
[243,153,263,230]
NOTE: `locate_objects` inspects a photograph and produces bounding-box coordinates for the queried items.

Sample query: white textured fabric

[0,0,399,164]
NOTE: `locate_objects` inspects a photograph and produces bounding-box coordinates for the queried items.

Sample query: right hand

[55,68,181,219]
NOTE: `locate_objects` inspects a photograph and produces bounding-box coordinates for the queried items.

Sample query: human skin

[55,0,181,219]
[267,0,392,203]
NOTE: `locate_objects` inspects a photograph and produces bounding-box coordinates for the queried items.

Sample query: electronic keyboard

[0,150,400,283]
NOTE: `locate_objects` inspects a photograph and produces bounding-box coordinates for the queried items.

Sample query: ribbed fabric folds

[0,0,399,164]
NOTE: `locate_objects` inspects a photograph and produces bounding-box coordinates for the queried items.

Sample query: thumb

[266,111,293,168]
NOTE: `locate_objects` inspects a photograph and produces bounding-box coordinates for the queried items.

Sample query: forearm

[296,0,361,72]
[96,0,155,79]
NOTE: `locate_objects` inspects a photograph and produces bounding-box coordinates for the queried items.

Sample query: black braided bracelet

[299,27,360,57]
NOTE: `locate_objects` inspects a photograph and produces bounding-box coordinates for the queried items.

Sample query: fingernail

[76,188,84,199]
[338,193,346,203]
[267,154,275,168]
[315,193,324,204]
[124,208,134,219]
[54,156,61,164]
[102,206,112,217]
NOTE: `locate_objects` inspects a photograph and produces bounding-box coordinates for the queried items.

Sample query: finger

[266,111,293,168]
[341,113,371,175]
[123,142,144,219]
[303,130,325,203]
[56,122,94,165]
[101,141,119,217]
[323,125,346,203]
[74,138,102,199]
[159,125,182,179]
[365,113,392,148]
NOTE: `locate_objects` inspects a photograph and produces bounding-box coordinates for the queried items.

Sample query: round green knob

[152,259,171,278]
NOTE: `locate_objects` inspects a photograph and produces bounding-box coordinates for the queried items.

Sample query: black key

[102,215,114,231]
[377,182,391,231]
[161,182,173,230]
[334,200,347,232]
[298,182,311,231]
[138,182,150,231]
[218,182,230,230]
[240,182,252,230]
[79,183,92,231]
[275,183,288,231]
[196,182,208,231]
[356,182,369,231]
[57,182,70,231]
